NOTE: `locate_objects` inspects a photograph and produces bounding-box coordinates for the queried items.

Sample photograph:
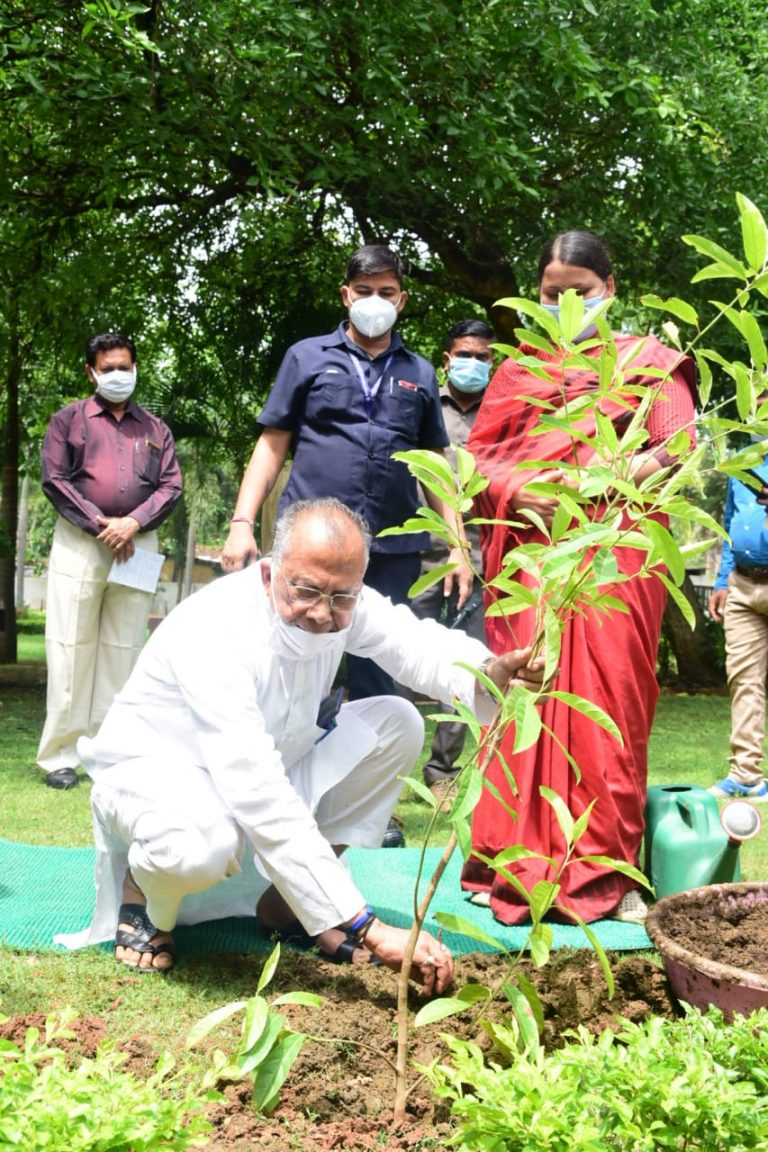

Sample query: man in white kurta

[66,498,538,989]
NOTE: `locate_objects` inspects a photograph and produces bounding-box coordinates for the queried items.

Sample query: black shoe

[45,767,79,790]
[381,818,406,848]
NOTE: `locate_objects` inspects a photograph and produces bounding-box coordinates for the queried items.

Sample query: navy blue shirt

[714,463,768,587]
[259,322,448,553]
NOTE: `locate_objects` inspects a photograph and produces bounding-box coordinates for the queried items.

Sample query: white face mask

[267,587,349,660]
[348,295,398,339]
[94,368,137,403]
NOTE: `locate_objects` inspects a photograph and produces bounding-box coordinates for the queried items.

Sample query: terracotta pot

[646,882,768,1018]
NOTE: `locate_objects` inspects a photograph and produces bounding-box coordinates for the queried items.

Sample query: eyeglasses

[280,574,361,613]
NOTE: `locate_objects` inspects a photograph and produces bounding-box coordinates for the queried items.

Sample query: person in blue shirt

[708,449,768,801]
[221,244,472,702]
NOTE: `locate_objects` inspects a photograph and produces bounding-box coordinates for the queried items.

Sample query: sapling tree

[385,192,768,1120]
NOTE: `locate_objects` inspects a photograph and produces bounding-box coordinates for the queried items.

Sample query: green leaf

[571,802,593,845]
[513,690,542,752]
[502,981,540,1052]
[656,571,696,629]
[242,996,269,1052]
[592,548,619,585]
[640,293,698,326]
[256,942,281,994]
[452,763,484,822]
[528,879,559,923]
[414,996,475,1027]
[251,1031,305,1113]
[237,1012,282,1076]
[540,785,574,845]
[400,774,438,807]
[528,921,554,967]
[737,191,768,272]
[406,562,456,599]
[187,1000,247,1048]
[390,448,456,490]
[433,911,509,951]
[578,855,652,890]
[682,233,747,278]
[546,690,623,743]
[272,991,323,1009]
[643,517,685,583]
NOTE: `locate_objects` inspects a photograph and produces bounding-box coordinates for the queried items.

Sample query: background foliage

[2,0,767,660]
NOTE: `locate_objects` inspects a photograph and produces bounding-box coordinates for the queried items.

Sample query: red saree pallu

[461,334,696,925]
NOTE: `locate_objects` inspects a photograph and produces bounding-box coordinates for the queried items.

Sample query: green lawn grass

[1,644,767,1100]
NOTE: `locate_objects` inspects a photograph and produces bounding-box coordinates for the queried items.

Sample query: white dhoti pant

[56,696,423,947]
[37,517,158,774]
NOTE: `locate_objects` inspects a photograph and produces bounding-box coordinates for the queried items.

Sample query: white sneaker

[468,890,492,907]
[614,890,648,924]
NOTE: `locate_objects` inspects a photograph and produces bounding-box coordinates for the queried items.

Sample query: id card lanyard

[348,352,392,415]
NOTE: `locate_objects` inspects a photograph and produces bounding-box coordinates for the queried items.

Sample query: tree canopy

[1,0,767,658]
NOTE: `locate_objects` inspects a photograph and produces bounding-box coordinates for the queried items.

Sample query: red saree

[461,334,696,924]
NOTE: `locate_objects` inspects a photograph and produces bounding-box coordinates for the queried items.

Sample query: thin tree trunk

[661,573,723,688]
[15,471,29,611]
[182,520,195,602]
[0,306,22,663]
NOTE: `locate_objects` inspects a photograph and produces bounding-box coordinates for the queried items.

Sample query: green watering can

[644,784,761,899]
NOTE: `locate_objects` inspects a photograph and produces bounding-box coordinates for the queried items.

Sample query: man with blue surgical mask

[37,331,182,790]
[403,319,495,805]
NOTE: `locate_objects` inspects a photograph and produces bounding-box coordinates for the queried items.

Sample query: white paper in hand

[107,549,165,593]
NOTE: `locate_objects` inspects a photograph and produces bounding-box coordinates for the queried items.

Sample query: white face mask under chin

[268,588,349,660]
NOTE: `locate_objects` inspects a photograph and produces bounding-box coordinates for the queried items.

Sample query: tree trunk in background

[0,314,22,664]
[15,472,29,612]
[182,520,195,602]
[661,573,723,689]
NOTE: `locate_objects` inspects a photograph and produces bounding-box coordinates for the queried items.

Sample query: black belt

[735,564,768,582]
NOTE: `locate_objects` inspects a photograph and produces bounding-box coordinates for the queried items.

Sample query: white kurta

[59,562,491,945]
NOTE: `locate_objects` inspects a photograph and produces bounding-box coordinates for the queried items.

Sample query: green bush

[424,1006,768,1151]
[0,1009,212,1151]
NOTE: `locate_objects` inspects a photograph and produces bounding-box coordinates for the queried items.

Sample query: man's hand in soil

[362,920,453,994]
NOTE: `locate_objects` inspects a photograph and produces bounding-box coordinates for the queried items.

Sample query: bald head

[271,499,371,572]
[264,500,370,633]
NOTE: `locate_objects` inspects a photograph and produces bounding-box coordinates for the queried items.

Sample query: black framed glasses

[281,574,361,613]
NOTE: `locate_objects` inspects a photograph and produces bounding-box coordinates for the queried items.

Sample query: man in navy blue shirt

[708,446,768,801]
[222,244,472,700]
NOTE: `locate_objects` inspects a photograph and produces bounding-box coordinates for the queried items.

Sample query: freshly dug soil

[0,948,676,1151]
[654,889,768,974]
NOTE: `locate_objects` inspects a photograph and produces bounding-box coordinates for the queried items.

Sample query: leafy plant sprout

[381,192,768,1120]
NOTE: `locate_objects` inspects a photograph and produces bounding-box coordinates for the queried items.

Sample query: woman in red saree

[461,230,696,925]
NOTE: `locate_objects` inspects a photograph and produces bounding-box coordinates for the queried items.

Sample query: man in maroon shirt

[38,332,182,789]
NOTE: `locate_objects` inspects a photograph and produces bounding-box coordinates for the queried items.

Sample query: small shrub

[423,1005,768,1151]
[0,1009,212,1151]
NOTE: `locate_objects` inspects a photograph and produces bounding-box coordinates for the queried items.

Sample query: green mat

[0,838,650,956]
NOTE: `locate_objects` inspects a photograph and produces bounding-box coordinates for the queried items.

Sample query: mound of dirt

[2,949,676,1151]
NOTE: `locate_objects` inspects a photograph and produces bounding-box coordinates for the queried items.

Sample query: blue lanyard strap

[348,353,392,411]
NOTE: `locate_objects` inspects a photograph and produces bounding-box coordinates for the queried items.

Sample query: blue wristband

[345,905,375,938]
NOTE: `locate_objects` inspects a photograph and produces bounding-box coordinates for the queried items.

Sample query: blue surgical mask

[540,293,605,340]
[447,357,491,394]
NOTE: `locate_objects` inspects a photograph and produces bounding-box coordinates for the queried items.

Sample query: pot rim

[645,882,768,992]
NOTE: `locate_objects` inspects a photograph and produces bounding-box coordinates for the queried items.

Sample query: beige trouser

[37,517,157,774]
[724,569,768,785]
